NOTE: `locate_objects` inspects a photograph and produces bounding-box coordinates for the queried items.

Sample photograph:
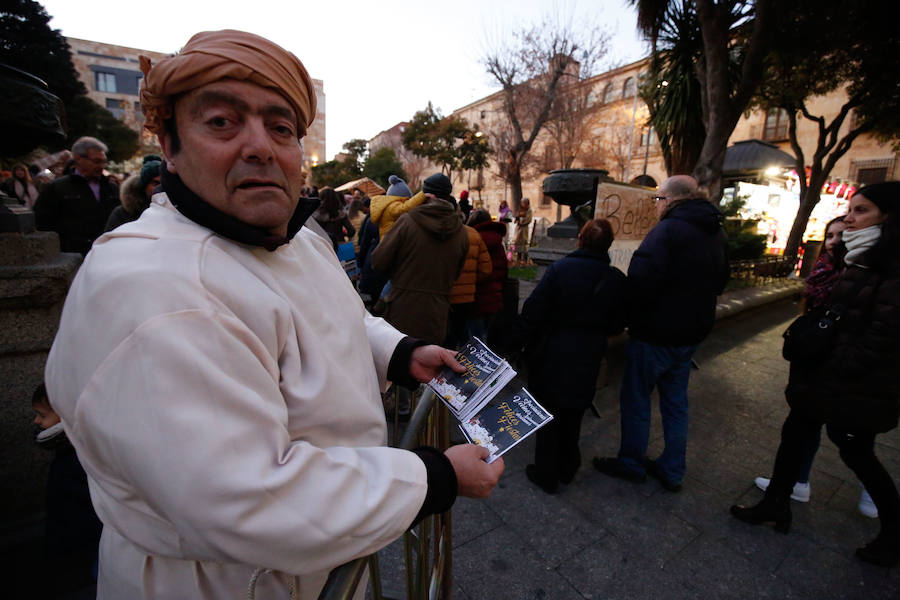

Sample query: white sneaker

[858,488,878,518]
[754,477,811,503]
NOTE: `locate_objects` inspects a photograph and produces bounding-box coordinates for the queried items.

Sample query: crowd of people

[5,26,899,600]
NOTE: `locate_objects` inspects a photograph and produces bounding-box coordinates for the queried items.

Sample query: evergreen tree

[1,0,138,160]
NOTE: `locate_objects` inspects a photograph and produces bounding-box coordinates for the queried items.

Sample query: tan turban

[139,30,316,136]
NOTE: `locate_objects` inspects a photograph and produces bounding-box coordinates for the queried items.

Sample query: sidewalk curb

[714,280,804,321]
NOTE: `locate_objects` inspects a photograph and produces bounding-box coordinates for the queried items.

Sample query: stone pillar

[0,198,81,532]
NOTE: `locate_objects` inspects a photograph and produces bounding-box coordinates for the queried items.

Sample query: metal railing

[318,386,452,600]
[729,255,797,287]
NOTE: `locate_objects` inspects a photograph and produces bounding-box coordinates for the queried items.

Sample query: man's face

[161,79,305,236]
[74,148,107,178]
[654,185,672,219]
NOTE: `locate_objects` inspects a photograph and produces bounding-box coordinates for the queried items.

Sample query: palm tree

[628,0,776,201]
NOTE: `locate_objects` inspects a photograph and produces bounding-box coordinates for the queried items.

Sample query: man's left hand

[410,345,463,383]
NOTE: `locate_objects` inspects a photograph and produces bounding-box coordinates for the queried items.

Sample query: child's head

[31,384,60,430]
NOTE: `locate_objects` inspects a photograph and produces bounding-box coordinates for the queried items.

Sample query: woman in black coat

[731,181,900,567]
[512,218,627,494]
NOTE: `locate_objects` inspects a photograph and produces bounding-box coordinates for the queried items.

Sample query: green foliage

[508,265,538,281]
[362,147,405,189]
[311,138,369,187]
[1,0,139,160]
[0,0,86,106]
[311,159,356,188]
[752,0,900,258]
[720,193,767,260]
[755,0,900,141]
[638,0,705,175]
[65,96,139,162]
[725,228,767,260]
[402,102,488,176]
[342,139,368,173]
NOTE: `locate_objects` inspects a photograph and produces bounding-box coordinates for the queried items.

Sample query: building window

[640,126,655,147]
[96,71,117,93]
[602,82,615,104]
[623,77,636,99]
[105,98,125,120]
[763,108,789,141]
[857,167,888,185]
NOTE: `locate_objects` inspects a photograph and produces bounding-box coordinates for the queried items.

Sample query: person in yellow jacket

[446,222,492,348]
[369,175,425,237]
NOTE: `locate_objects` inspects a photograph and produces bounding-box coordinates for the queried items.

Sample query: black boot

[856,529,900,567]
[730,497,792,534]
[526,465,558,494]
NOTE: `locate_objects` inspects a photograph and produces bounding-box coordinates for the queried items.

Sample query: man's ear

[157,133,177,173]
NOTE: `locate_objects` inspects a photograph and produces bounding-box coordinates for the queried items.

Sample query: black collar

[160,164,319,251]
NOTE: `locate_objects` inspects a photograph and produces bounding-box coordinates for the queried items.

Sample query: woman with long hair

[313,186,355,251]
[1,163,39,208]
[731,182,900,567]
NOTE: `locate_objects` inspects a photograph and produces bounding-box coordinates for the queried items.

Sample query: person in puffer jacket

[369,175,425,237]
[445,219,492,349]
[468,210,508,339]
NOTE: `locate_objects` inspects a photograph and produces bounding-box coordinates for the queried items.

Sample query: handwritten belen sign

[593,182,657,240]
[593,182,657,271]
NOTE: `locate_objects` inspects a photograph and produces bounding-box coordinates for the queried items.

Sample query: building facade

[66,37,326,176]
[442,56,896,239]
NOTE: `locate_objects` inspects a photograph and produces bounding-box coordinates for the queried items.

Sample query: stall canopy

[335,177,385,196]
[723,139,796,176]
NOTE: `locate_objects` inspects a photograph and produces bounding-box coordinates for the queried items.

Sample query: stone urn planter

[541,168,613,238]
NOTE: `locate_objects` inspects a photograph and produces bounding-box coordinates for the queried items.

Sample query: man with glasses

[34,136,120,255]
[594,175,729,492]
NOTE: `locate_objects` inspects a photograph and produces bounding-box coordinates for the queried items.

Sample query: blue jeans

[618,338,698,483]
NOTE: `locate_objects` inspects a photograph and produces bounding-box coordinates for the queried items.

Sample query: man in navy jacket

[595,175,729,491]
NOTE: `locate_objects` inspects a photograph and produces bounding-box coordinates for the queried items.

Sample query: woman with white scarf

[731,181,900,568]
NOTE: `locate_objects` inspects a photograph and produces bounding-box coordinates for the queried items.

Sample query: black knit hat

[139,159,162,189]
[422,173,452,199]
[856,182,900,215]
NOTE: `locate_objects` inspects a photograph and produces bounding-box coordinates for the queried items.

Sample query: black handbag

[781,275,868,363]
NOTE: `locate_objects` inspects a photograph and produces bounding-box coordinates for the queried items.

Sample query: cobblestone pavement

[378,298,900,599]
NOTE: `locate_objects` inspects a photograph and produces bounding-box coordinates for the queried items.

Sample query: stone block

[0,229,80,537]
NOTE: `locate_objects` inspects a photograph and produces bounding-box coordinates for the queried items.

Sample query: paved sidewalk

[379,295,900,599]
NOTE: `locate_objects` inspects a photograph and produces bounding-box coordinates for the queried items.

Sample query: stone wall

[0,210,81,534]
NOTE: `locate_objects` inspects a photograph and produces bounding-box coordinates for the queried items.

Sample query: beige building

[66,37,326,176]
[442,56,896,231]
[368,122,433,191]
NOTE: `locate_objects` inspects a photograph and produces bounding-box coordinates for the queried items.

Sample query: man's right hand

[444,444,504,498]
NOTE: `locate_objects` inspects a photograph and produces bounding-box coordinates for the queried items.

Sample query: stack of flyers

[428,336,516,421]
[459,381,553,464]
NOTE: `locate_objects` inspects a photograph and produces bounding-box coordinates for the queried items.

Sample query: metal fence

[318,386,453,600]
[729,255,797,286]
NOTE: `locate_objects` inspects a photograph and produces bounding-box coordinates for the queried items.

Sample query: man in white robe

[45,29,503,599]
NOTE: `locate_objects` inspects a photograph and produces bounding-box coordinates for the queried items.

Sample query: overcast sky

[39,0,648,160]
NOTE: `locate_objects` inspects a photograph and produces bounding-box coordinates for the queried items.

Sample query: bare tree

[482,14,609,210]
[543,74,602,170]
